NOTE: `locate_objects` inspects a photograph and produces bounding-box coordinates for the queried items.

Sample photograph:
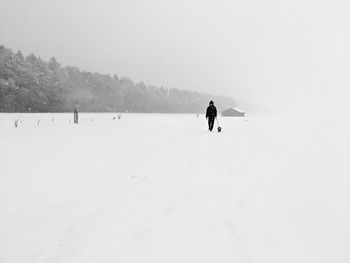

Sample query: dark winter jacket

[206,105,217,119]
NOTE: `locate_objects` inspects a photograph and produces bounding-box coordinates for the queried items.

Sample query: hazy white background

[1,0,349,112]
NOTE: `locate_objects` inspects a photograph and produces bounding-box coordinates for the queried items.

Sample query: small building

[222,107,245,117]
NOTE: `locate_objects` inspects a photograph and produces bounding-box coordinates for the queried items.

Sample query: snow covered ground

[0,113,349,263]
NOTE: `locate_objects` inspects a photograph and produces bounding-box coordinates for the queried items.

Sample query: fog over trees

[0,45,235,113]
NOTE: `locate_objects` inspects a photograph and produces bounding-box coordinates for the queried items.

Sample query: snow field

[0,113,349,263]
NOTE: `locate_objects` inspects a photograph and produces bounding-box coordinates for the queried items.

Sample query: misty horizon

[1,0,349,113]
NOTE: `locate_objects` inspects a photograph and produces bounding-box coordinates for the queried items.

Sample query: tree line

[0,45,235,113]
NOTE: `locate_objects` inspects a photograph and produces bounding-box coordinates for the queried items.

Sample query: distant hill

[0,45,235,113]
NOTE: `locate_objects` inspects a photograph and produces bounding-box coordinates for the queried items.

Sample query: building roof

[223,107,245,113]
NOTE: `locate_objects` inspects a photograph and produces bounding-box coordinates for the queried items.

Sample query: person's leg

[209,118,214,131]
[208,118,211,130]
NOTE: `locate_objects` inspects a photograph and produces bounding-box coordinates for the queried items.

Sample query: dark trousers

[74,111,78,124]
[208,117,215,131]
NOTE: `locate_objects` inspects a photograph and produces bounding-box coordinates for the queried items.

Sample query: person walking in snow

[206,100,217,131]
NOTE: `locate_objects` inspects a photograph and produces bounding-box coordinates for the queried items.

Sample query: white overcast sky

[1,0,349,112]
